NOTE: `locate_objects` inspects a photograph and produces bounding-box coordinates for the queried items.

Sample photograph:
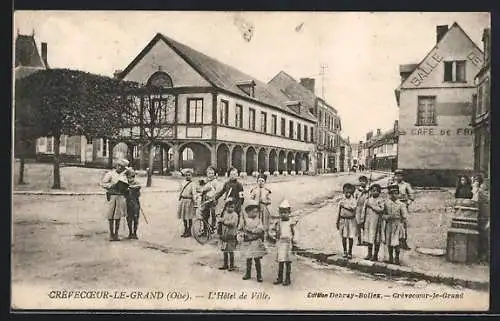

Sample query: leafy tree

[14,69,136,189]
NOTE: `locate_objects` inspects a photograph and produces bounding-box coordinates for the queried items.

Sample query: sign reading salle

[410,51,482,87]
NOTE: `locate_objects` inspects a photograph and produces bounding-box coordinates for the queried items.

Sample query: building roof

[15,34,46,69]
[268,71,338,114]
[366,128,398,148]
[14,66,44,80]
[394,22,483,104]
[119,33,316,122]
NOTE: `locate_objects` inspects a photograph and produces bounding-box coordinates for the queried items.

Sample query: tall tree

[123,87,176,187]
[14,69,136,189]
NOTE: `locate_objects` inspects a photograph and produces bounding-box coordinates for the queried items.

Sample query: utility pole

[319,64,328,99]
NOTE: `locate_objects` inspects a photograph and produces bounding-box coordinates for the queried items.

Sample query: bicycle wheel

[192,218,210,245]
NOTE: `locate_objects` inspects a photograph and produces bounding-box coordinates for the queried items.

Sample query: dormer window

[285,101,301,114]
[236,80,256,97]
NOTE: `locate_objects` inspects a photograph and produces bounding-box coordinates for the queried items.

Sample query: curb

[294,248,489,291]
[290,172,489,292]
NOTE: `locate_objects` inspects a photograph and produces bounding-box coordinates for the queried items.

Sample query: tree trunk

[139,144,146,170]
[52,135,62,189]
[18,156,26,185]
[146,143,154,187]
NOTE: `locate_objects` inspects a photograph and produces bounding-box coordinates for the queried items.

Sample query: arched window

[147,71,173,88]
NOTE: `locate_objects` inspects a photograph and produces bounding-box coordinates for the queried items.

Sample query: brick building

[111,33,317,176]
[394,23,483,186]
[268,71,344,173]
[472,28,490,178]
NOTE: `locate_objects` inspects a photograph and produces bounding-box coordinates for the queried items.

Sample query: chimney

[482,28,491,63]
[41,42,48,66]
[376,128,382,136]
[300,78,315,94]
[366,131,373,141]
[393,120,399,132]
[113,70,123,79]
[436,25,448,43]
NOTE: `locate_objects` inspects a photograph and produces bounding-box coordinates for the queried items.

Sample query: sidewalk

[293,186,489,291]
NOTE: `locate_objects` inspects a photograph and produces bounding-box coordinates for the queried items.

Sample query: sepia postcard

[12,11,491,311]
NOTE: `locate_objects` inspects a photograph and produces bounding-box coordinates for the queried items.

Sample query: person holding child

[239,199,267,282]
[217,200,239,271]
[336,183,358,259]
[249,173,272,240]
[125,169,142,240]
[273,199,296,286]
[361,183,385,261]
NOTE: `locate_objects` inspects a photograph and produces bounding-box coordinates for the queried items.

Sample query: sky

[13,11,490,142]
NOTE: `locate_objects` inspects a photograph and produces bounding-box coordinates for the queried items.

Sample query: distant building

[14,32,102,165]
[364,121,399,172]
[112,33,317,175]
[472,28,490,178]
[268,71,344,173]
[394,23,483,186]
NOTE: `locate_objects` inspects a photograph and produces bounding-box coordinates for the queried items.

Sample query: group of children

[177,166,296,286]
[218,197,296,286]
[337,175,409,265]
[100,158,142,241]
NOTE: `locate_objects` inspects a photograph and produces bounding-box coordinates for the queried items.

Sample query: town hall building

[112,33,317,176]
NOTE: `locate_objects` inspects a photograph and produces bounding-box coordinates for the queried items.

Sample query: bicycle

[192,200,223,245]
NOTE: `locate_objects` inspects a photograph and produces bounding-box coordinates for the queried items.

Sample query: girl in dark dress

[455,175,473,199]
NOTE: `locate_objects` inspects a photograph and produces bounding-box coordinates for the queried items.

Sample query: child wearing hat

[361,183,385,261]
[272,199,297,286]
[125,169,142,240]
[249,173,272,240]
[239,199,267,282]
[382,184,409,265]
[217,200,239,271]
[336,183,357,258]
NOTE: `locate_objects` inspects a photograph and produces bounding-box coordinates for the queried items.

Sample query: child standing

[361,184,385,261]
[239,199,267,282]
[218,200,239,271]
[354,176,370,245]
[178,169,196,238]
[273,199,296,286]
[382,184,409,265]
[125,169,142,240]
[336,183,357,259]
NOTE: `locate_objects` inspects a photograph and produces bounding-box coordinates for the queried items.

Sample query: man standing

[354,175,370,246]
[100,159,130,241]
[392,169,414,250]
